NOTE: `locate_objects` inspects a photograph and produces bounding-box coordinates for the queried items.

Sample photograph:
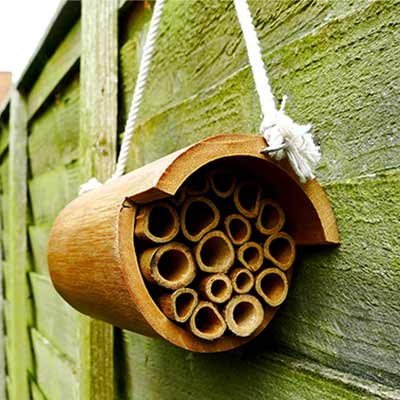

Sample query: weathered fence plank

[79,0,119,398]
[8,89,32,399]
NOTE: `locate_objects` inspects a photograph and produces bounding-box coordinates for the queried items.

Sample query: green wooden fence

[0,0,399,399]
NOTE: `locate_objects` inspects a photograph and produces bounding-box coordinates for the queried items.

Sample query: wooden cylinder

[255,199,285,235]
[264,232,296,271]
[224,295,264,337]
[233,180,262,218]
[195,230,235,273]
[224,214,252,246]
[47,133,338,352]
[208,168,237,198]
[237,241,264,272]
[181,196,220,242]
[158,288,198,323]
[230,267,254,294]
[134,201,179,243]
[255,267,289,307]
[198,273,233,304]
[139,242,196,290]
[189,301,226,340]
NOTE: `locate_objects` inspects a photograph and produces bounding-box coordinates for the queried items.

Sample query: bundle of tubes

[135,167,296,341]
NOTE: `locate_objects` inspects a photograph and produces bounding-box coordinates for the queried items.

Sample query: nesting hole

[260,204,280,230]
[213,171,235,193]
[243,246,262,266]
[148,205,175,238]
[260,273,285,302]
[186,174,208,194]
[238,183,258,213]
[175,293,196,319]
[269,237,292,264]
[229,218,248,242]
[158,250,189,283]
[200,236,231,268]
[186,201,215,237]
[210,279,228,299]
[233,301,256,327]
[236,271,252,292]
[195,306,223,335]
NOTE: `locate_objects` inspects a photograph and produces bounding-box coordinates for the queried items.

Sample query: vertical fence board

[79,0,119,398]
[8,89,32,399]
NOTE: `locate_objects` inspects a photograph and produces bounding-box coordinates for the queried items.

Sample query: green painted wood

[79,0,119,398]
[116,332,396,400]
[119,0,400,183]
[31,328,78,400]
[0,122,9,158]
[30,273,79,363]
[28,71,80,177]
[8,89,32,399]
[28,162,80,226]
[271,173,400,389]
[27,20,81,119]
[28,225,52,275]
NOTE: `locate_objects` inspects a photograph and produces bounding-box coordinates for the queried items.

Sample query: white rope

[233,0,320,182]
[80,0,166,194]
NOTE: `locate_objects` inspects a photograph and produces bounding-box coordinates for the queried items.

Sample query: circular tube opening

[243,246,262,267]
[229,219,247,242]
[260,204,279,230]
[211,279,228,299]
[269,237,292,264]
[176,292,197,320]
[186,174,209,195]
[236,182,260,216]
[235,271,252,292]
[201,236,231,269]
[260,273,285,302]
[192,305,225,339]
[158,249,190,283]
[148,205,176,239]
[211,170,236,197]
[233,301,256,327]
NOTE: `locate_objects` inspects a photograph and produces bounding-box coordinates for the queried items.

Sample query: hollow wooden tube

[237,241,264,272]
[195,230,235,273]
[233,180,262,218]
[184,171,210,196]
[181,196,220,242]
[158,288,198,323]
[208,168,237,198]
[224,214,252,246]
[198,273,233,304]
[135,201,179,243]
[255,199,285,235]
[264,232,296,271]
[189,301,226,340]
[230,268,254,294]
[255,268,289,307]
[139,242,196,290]
[224,294,264,337]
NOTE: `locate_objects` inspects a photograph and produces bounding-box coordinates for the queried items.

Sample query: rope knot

[260,97,321,183]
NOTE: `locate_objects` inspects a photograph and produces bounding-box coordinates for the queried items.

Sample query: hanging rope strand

[113,0,166,180]
[233,0,321,182]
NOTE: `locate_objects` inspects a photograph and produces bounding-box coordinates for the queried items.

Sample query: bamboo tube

[233,180,262,218]
[224,214,252,246]
[224,294,264,337]
[195,230,235,273]
[189,301,226,340]
[181,196,220,242]
[158,288,198,323]
[208,168,237,198]
[135,201,179,243]
[198,273,233,304]
[139,242,196,290]
[185,171,210,196]
[170,187,186,207]
[264,232,296,271]
[255,267,289,307]
[237,241,264,272]
[230,267,254,294]
[255,199,285,235]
